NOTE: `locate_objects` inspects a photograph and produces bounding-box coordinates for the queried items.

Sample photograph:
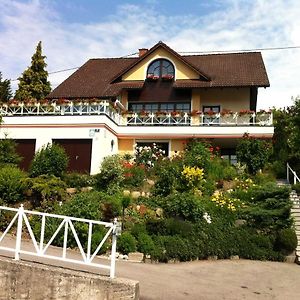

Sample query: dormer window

[147,59,175,80]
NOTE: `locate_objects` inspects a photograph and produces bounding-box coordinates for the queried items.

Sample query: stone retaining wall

[0,257,139,300]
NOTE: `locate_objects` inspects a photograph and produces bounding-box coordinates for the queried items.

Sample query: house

[0,41,272,174]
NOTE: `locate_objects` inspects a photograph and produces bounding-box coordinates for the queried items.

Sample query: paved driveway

[1,235,300,299]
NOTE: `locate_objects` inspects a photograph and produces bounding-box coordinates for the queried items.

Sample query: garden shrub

[100,194,122,222]
[94,154,124,194]
[63,172,95,189]
[207,157,237,182]
[182,139,211,169]
[24,175,67,209]
[137,233,155,256]
[0,165,27,203]
[238,183,292,232]
[130,223,148,238]
[123,163,146,188]
[274,228,298,255]
[134,143,165,167]
[117,232,137,254]
[236,134,271,174]
[153,157,183,196]
[29,143,68,178]
[253,170,276,185]
[0,138,22,167]
[151,235,196,262]
[152,192,205,222]
[58,191,103,220]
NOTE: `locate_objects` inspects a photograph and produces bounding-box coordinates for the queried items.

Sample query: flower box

[161,74,174,81]
[146,74,159,81]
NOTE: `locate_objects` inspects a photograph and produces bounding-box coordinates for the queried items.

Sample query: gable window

[147,59,175,79]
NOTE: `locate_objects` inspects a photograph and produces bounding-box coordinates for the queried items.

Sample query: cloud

[0,0,299,108]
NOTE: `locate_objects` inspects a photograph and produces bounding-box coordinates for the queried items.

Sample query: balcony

[0,100,273,127]
[125,111,272,126]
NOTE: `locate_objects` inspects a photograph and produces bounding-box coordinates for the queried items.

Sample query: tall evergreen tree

[0,72,12,102]
[15,41,51,100]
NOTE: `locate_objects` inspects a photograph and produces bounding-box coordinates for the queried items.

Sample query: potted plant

[161,74,174,81]
[146,74,159,81]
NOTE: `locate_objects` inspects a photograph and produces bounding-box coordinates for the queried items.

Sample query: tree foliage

[236,133,271,174]
[15,41,51,100]
[272,96,300,175]
[0,72,12,102]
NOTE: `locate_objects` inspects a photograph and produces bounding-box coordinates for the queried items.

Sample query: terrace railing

[199,112,273,126]
[0,101,273,127]
[0,205,119,278]
[126,112,191,126]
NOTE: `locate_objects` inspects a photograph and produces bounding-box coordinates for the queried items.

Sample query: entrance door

[52,139,92,173]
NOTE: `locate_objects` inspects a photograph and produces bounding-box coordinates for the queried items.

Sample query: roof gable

[111,41,211,83]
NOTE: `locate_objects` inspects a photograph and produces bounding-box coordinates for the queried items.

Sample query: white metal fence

[287,162,300,185]
[0,205,118,278]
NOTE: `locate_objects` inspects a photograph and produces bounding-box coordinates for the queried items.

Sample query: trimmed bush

[137,233,155,256]
[29,143,68,178]
[274,228,298,255]
[118,232,137,254]
[0,165,27,203]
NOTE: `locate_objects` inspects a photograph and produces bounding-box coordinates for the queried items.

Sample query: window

[147,59,175,78]
[221,149,237,165]
[203,105,220,114]
[203,105,220,125]
[128,102,190,113]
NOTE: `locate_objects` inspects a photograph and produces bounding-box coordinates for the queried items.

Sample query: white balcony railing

[0,101,273,127]
[126,112,191,126]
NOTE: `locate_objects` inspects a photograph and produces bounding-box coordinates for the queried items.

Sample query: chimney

[139,48,148,57]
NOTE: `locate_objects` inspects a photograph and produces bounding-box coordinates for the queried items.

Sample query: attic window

[147,59,175,80]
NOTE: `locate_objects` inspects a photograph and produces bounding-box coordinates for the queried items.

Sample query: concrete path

[1,235,300,300]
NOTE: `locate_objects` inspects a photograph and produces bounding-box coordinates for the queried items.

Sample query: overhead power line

[10,67,80,82]
[178,45,300,54]
[9,45,300,82]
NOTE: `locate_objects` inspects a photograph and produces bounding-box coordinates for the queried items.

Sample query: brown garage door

[15,139,36,171]
[52,139,92,174]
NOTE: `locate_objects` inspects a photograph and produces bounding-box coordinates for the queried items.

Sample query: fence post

[110,218,117,279]
[14,204,24,261]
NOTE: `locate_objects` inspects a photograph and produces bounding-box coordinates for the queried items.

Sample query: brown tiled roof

[48,58,139,99]
[48,44,269,99]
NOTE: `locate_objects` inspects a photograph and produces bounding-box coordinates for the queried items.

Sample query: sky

[0,0,299,109]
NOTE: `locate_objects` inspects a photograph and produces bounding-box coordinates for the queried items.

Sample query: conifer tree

[15,41,51,100]
[0,72,12,102]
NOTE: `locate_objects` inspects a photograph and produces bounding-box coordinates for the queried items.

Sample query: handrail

[0,204,119,278]
[1,103,273,127]
[287,162,300,185]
